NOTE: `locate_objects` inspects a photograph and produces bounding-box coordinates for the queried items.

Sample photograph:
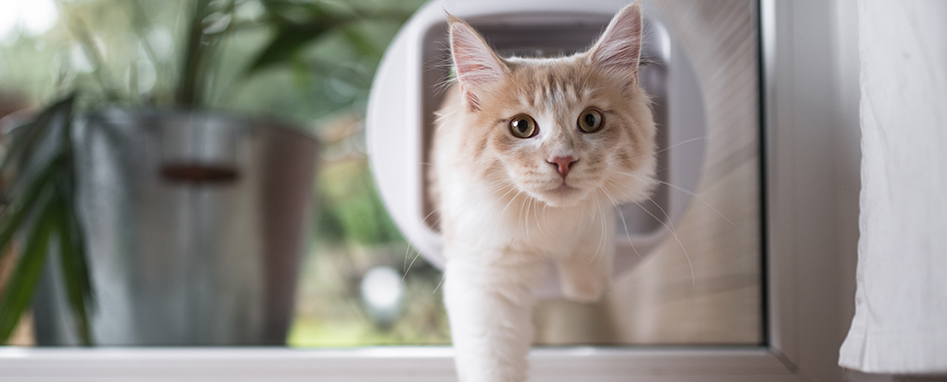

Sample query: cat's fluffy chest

[439,170,601,260]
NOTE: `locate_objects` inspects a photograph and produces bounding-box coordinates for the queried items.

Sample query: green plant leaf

[176,0,213,108]
[128,0,160,64]
[244,0,359,74]
[0,92,82,344]
[61,9,122,102]
[0,191,56,343]
[0,121,33,180]
[0,158,62,264]
[245,23,339,74]
[339,26,377,58]
[0,95,75,181]
[53,184,94,346]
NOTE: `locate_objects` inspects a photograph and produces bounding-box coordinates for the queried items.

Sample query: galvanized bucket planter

[32,110,318,345]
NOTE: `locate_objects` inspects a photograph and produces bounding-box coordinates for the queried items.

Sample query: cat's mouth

[539,178,578,192]
[531,182,588,207]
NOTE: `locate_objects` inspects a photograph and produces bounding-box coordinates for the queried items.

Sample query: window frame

[0,1,858,380]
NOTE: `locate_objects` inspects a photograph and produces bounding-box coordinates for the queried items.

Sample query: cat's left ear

[588,2,643,86]
[448,14,508,110]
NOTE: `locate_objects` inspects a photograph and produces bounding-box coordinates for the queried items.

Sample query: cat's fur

[431,3,655,381]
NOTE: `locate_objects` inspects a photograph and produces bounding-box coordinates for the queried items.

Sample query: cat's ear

[448,14,507,110]
[588,2,643,85]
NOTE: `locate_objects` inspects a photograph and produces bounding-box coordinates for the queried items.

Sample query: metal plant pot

[32,109,318,346]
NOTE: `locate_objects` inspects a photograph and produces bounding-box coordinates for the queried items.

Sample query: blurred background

[0,0,449,347]
[0,0,763,348]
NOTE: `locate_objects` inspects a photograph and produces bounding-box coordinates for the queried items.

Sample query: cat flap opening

[366,0,706,297]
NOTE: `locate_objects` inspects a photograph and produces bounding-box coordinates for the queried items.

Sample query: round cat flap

[366,0,706,297]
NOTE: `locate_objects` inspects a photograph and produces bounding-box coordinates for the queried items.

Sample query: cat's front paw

[560,275,607,303]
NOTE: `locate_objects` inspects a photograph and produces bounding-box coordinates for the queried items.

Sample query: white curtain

[839,0,947,374]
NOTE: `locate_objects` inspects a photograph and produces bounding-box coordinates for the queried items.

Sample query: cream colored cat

[431,3,656,381]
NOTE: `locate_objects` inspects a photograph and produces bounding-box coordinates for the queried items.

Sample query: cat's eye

[509,114,538,139]
[578,108,604,133]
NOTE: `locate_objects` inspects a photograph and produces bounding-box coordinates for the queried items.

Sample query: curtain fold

[839,0,947,374]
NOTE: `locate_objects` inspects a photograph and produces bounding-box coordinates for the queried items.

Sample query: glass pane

[0,0,761,348]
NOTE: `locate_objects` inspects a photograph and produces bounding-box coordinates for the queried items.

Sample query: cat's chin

[531,185,590,208]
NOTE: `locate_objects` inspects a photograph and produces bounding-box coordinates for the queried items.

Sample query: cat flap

[366,0,706,298]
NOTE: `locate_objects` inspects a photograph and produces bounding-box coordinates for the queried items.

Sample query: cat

[430,2,655,381]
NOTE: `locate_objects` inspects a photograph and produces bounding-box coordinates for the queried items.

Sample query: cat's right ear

[588,2,643,87]
[448,14,507,110]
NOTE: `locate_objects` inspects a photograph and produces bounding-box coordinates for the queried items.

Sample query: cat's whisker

[432,274,446,295]
[600,211,609,268]
[493,187,524,239]
[452,184,513,241]
[450,179,515,219]
[632,199,696,286]
[421,178,512,227]
[540,203,550,238]
[403,245,411,273]
[602,187,644,260]
[589,200,601,266]
[418,179,507,230]
[522,196,529,241]
[618,171,735,226]
[655,137,706,155]
[531,197,547,239]
[522,194,533,245]
[528,197,542,242]
[602,178,696,274]
[404,179,513,277]
[589,199,606,267]
[403,248,424,282]
[401,182,504,282]
[598,199,609,267]
[582,205,597,236]
[600,176,638,203]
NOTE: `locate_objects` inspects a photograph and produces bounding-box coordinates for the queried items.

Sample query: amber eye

[509,114,538,138]
[578,108,604,133]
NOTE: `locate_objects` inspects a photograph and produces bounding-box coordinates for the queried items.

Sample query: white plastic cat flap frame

[367,0,706,296]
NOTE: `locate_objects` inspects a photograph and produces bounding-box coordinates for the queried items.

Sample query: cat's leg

[443,253,544,382]
[556,208,615,302]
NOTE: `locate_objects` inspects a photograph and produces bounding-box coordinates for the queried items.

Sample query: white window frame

[0,1,860,380]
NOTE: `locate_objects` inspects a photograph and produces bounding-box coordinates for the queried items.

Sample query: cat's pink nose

[548,156,578,178]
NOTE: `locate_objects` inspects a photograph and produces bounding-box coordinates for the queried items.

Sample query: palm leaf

[339,25,377,58]
[244,1,358,74]
[0,92,90,345]
[53,182,94,346]
[0,157,63,264]
[0,191,56,342]
[0,95,75,181]
[176,0,213,107]
[246,22,342,74]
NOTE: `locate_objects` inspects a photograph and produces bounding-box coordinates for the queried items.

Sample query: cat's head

[445,2,657,208]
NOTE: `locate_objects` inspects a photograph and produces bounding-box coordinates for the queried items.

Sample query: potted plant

[0,0,414,346]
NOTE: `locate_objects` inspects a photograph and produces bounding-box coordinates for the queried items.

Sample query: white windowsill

[0,346,795,381]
